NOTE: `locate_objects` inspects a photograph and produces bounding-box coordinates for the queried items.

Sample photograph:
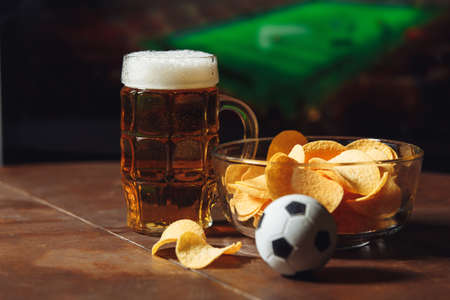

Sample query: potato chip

[309,157,356,193]
[290,167,344,212]
[151,219,206,255]
[329,150,381,196]
[253,213,262,228]
[398,143,414,168]
[364,148,396,174]
[267,130,307,160]
[303,140,345,162]
[228,171,267,194]
[265,152,298,200]
[241,166,265,181]
[364,148,390,161]
[231,192,268,221]
[228,181,271,199]
[307,157,332,168]
[225,133,407,237]
[332,200,379,234]
[237,174,267,190]
[346,173,402,219]
[288,144,305,163]
[237,212,259,222]
[333,209,396,233]
[346,138,398,175]
[265,152,343,212]
[345,138,398,160]
[175,231,242,269]
[399,143,414,160]
[153,220,242,269]
[354,171,390,201]
[228,174,270,221]
[252,203,270,228]
[224,164,249,190]
[222,241,242,255]
[229,196,237,215]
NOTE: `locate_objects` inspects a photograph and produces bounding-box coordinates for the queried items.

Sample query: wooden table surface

[1,162,449,300]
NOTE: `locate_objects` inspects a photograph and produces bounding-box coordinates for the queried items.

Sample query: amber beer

[120,50,257,235]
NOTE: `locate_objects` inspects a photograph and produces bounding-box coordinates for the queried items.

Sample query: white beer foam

[121,50,219,89]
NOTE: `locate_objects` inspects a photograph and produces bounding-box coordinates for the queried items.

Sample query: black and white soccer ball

[255,194,337,276]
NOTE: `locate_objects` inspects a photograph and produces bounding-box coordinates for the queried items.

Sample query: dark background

[1,0,449,172]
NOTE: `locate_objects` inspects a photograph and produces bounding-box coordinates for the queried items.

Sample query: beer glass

[120,50,258,235]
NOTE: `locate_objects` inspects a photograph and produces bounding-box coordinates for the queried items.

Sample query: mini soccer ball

[255,194,337,276]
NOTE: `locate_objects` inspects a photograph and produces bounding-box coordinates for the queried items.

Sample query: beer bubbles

[121,50,219,90]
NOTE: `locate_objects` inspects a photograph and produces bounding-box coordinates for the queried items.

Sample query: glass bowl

[212,136,423,249]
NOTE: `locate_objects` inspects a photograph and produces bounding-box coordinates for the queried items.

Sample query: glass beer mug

[120,50,258,235]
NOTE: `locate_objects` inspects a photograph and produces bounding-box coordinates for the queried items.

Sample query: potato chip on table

[176,232,241,269]
[152,219,241,269]
[151,219,205,255]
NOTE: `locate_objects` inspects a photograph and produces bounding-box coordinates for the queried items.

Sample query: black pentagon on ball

[285,201,306,216]
[257,213,265,229]
[272,237,293,259]
[314,230,331,252]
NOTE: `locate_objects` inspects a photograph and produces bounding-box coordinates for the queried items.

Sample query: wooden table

[1,162,449,299]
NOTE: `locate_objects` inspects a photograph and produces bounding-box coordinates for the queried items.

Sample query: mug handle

[219,94,259,142]
[214,95,258,223]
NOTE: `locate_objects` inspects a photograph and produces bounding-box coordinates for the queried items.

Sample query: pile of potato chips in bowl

[212,131,424,249]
